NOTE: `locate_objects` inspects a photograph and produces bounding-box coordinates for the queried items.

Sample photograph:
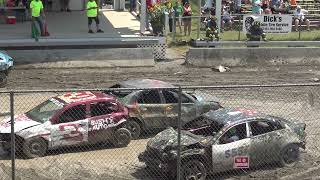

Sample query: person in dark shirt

[246,21,266,41]
[205,15,220,41]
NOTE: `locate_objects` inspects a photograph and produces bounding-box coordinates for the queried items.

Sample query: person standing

[182,2,192,36]
[173,1,183,33]
[60,0,70,12]
[86,0,104,33]
[30,0,45,36]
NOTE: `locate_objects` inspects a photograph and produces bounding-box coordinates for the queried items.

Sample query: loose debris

[212,65,231,72]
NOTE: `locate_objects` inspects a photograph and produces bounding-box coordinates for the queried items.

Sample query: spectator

[30,0,45,36]
[270,0,281,13]
[252,0,262,14]
[182,2,192,36]
[261,0,269,11]
[263,6,272,13]
[246,21,267,41]
[205,15,220,41]
[234,0,242,13]
[221,7,232,31]
[173,0,183,33]
[60,0,70,12]
[129,0,136,11]
[294,5,310,31]
[290,0,297,9]
[86,0,104,33]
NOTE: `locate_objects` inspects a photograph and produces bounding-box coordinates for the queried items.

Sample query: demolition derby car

[0,52,13,87]
[138,107,306,179]
[0,91,132,158]
[104,79,222,139]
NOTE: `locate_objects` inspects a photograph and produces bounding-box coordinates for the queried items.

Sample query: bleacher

[221,0,320,30]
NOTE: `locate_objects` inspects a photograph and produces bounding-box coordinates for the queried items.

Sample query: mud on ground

[0,54,320,179]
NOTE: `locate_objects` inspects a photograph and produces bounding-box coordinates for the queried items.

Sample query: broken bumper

[138,151,172,172]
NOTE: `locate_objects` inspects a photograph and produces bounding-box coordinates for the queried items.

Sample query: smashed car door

[87,101,120,143]
[50,104,89,148]
[211,122,251,173]
[248,119,284,166]
[161,90,197,127]
[134,90,167,129]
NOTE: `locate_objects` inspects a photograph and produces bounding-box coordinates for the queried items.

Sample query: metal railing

[0,83,320,179]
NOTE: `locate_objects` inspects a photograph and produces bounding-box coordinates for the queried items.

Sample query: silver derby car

[138,107,306,179]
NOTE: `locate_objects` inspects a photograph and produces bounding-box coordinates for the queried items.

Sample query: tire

[279,144,300,167]
[181,160,207,180]
[0,72,7,88]
[22,138,47,158]
[112,128,132,148]
[125,120,141,139]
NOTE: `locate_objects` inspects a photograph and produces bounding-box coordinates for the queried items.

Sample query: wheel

[125,120,141,139]
[279,144,300,167]
[0,72,7,88]
[181,160,207,180]
[112,128,131,148]
[22,138,47,158]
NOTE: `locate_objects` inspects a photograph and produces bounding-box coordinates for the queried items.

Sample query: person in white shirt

[294,6,310,31]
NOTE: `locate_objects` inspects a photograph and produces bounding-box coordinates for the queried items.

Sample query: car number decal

[225,145,250,158]
[58,91,96,103]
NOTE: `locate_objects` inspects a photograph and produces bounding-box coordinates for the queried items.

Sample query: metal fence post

[10,92,15,180]
[172,10,176,43]
[308,91,314,107]
[177,86,182,180]
[298,20,301,40]
[238,14,241,41]
[197,0,201,39]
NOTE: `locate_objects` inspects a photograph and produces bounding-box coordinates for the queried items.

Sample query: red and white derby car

[0,91,132,158]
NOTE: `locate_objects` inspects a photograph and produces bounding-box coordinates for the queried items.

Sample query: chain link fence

[0,83,319,179]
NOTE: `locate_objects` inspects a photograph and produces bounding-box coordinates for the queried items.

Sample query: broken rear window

[183,116,224,132]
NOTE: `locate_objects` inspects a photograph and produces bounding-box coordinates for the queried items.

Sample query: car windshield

[25,98,64,123]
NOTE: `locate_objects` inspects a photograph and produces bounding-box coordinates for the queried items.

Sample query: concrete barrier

[186,47,320,67]
[6,48,155,68]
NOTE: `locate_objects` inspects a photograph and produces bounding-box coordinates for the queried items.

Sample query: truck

[0,52,13,87]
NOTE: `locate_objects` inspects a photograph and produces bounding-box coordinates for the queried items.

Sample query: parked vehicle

[0,52,13,87]
[138,107,306,179]
[104,79,222,139]
[0,91,131,158]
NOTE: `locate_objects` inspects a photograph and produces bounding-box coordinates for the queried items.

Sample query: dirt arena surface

[1,53,320,180]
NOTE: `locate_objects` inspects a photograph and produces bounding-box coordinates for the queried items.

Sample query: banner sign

[243,14,292,33]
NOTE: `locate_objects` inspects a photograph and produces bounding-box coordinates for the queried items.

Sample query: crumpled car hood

[0,114,41,133]
[147,127,204,151]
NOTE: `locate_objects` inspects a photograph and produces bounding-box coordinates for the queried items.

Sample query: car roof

[112,79,176,88]
[54,91,114,105]
[203,107,271,125]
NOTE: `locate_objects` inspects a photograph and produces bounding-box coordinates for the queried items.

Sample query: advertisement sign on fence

[243,14,292,33]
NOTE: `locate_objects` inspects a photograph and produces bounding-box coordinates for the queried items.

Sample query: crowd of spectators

[200,0,311,32]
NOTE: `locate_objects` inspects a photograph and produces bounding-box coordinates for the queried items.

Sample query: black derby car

[138,107,306,179]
